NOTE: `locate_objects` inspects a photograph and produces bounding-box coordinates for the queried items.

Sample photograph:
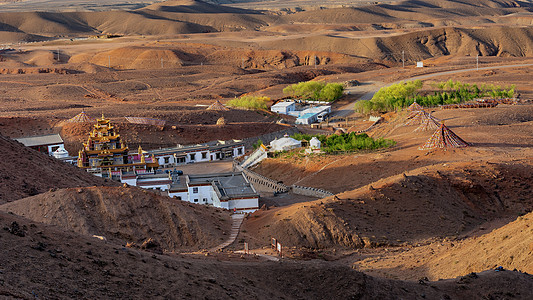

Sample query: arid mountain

[0,186,232,251]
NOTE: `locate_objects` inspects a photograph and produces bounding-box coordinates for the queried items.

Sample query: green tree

[319,83,344,102]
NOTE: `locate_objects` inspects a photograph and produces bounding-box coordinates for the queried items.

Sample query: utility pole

[161,57,163,69]
[402,50,405,68]
[57,49,60,62]
[242,57,245,69]
[476,54,479,71]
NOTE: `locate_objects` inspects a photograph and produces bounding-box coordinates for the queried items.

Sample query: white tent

[269,134,302,152]
[309,137,321,149]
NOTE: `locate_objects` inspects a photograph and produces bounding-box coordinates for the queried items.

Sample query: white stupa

[52,146,69,159]
[269,134,302,152]
[309,136,321,149]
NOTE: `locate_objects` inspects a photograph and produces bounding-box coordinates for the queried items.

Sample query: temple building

[77,114,158,177]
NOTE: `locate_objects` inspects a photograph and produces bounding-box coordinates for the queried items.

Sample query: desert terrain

[1,0,533,298]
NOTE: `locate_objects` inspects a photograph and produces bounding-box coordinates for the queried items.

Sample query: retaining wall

[291,185,334,198]
[234,162,289,193]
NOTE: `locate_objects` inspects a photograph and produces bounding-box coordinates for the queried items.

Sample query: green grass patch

[292,132,396,154]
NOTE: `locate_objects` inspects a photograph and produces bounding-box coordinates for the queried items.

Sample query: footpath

[209,214,245,252]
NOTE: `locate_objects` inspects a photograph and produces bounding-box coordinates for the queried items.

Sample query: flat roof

[186,172,258,199]
[301,106,331,115]
[149,139,244,156]
[271,101,295,108]
[297,113,317,119]
[14,134,63,147]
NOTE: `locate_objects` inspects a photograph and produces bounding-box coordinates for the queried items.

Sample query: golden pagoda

[77,114,158,175]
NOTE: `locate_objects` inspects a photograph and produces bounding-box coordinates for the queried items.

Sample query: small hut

[66,111,95,123]
[207,100,229,111]
[419,123,470,150]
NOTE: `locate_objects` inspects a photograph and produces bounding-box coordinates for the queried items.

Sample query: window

[194,199,198,203]
[237,148,243,155]
[193,187,198,193]
[189,153,196,161]
[201,152,207,159]
[164,157,170,164]
[203,198,207,202]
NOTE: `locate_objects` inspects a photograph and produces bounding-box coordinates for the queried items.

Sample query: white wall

[233,146,245,158]
[47,143,64,156]
[228,197,259,213]
[188,185,214,205]
[169,191,188,201]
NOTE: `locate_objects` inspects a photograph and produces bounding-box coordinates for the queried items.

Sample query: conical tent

[414,115,441,132]
[404,110,433,126]
[66,111,95,123]
[419,124,470,150]
[407,101,423,111]
[207,100,229,111]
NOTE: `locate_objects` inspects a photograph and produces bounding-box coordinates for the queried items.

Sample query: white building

[269,134,302,152]
[270,101,296,115]
[15,134,66,156]
[168,172,259,213]
[149,140,245,169]
[119,171,173,191]
[289,106,331,124]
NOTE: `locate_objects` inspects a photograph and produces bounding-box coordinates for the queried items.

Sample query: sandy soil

[0,0,533,296]
[0,186,233,252]
[1,209,533,299]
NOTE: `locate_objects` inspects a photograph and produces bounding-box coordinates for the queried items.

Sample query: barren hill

[282,0,530,24]
[258,26,533,62]
[1,209,532,299]
[421,211,533,276]
[353,211,533,281]
[0,134,115,204]
[143,0,260,14]
[0,186,231,251]
[243,161,533,249]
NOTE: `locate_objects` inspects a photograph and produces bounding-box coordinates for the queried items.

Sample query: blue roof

[297,113,317,119]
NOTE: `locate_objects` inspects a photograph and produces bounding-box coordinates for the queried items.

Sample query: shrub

[283,81,344,102]
[291,132,395,153]
[226,96,269,110]
[355,80,516,114]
